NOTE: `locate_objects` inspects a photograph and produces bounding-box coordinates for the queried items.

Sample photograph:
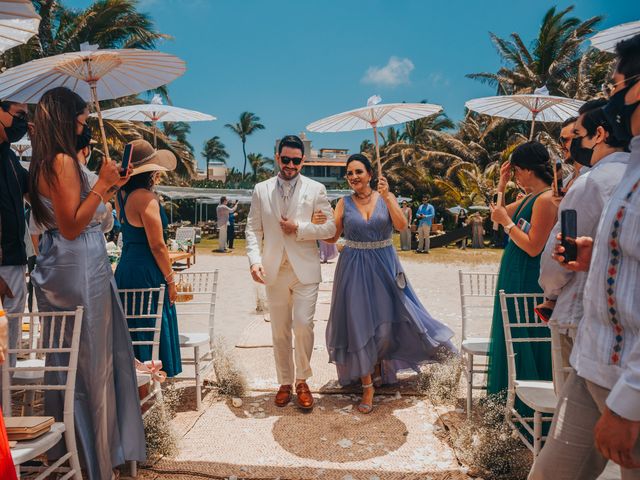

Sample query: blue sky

[68,0,637,171]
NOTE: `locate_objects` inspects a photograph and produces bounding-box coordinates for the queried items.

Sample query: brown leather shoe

[275,384,292,407]
[295,381,314,410]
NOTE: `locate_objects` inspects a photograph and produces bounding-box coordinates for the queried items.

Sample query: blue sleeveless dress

[32,182,145,480]
[326,196,456,385]
[114,191,182,377]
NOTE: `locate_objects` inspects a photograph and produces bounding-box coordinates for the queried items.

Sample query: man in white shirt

[539,100,629,368]
[216,197,238,253]
[530,34,640,480]
[245,135,336,410]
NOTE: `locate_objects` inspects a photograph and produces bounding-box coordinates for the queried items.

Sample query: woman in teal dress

[115,139,182,377]
[487,141,559,395]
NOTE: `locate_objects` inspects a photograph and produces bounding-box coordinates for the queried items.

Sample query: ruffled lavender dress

[326,196,456,386]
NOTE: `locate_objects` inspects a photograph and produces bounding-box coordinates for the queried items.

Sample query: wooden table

[169,250,195,267]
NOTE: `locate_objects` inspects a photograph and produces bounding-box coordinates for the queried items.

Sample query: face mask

[3,115,28,143]
[569,136,595,167]
[76,123,92,151]
[603,82,640,143]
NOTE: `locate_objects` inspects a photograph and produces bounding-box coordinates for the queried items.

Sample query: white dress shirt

[571,135,640,420]
[539,151,629,331]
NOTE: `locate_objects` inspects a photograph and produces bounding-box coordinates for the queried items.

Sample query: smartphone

[492,192,503,231]
[517,217,531,234]
[534,306,553,323]
[121,143,134,176]
[555,161,564,196]
[561,209,578,263]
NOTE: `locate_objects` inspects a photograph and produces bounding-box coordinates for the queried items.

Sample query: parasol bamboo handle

[85,59,110,164]
[373,122,381,178]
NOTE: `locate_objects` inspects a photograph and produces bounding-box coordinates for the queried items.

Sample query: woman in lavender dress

[324,154,456,413]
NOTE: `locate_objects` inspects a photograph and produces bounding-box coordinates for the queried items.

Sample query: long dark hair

[29,87,88,228]
[121,171,155,194]
[510,141,553,186]
[346,153,378,189]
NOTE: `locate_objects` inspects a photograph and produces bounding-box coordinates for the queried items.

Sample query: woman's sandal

[358,382,375,414]
[373,363,383,388]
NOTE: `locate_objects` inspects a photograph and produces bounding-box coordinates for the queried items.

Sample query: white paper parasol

[10,133,30,159]
[306,96,443,174]
[0,43,186,161]
[0,0,40,54]
[465,87,584,140]
[96,94,215,146]
[591,20,640,53]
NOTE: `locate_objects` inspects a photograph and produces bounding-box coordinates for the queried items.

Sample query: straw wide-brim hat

[128,138,177,176]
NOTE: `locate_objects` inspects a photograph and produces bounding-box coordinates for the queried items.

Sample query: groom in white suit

[246,135,336,410]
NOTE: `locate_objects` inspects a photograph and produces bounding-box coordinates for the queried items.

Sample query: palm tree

[2,0,169,69]
[247,153,274,181]
[360,139,374,155]
[467,6,602,95]
[202,136,229,180]
[164,122,193,152]
[225,112,265,178]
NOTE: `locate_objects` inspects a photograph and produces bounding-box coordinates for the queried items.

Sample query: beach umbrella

[306,95,443,175]
[11,134,30,159]
[0,0,40,54]
[0,43,186,161]
[591,20,640,52]
[95,93,215,147]
[465,86,584,140]
[447,206,466,215]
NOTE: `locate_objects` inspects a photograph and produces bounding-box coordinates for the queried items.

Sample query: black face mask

[3,115,28,143]
[569,136,595,167]
[76,123,92,151]
[603,81,640,144]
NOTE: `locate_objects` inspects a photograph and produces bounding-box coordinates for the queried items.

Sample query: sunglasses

[601,73,640,99]
[346,169,366,177]
[280,156,303,166]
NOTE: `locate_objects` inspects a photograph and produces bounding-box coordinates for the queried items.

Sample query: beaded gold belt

[343,238,393,250]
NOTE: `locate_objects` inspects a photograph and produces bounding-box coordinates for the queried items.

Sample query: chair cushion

[179,332,210,348]
[462,337,490,355]
[14,359,45,382]
[10,422,65,465]
[515,380,557,413]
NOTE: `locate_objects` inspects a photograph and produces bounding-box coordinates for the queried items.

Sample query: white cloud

[362,56,414,87]
[428,72,450,88]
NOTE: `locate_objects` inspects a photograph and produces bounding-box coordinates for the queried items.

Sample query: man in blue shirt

[415,196,435,253]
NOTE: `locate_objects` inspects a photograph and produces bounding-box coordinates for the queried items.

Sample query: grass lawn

[197,235,503,265]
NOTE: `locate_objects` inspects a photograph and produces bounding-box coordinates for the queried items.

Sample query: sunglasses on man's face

[280,156,303,166]
[346,169,366,177]
[601,73,640,99]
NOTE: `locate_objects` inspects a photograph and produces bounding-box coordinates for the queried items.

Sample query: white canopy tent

[155,186,354,223]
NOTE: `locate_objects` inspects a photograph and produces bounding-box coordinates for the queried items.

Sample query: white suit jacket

[245,175,336,286]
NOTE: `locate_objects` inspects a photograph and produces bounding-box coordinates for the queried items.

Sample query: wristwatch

[505,222,516,235]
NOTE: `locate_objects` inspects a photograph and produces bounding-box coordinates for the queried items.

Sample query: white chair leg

[466,353,474,419]
[130,460,138,478]
[194,346,201,410]
[533,410,542,456]
[64,423,82,480]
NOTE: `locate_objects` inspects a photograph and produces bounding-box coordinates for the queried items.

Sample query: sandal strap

[362,382,374,389]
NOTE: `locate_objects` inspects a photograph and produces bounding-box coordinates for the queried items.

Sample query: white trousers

[529,371,640,480]
[417,224,431,252]
[265,261,318,385]
[218,224,227,251]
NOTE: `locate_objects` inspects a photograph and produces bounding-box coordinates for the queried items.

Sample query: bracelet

[164,271,175,281]
[166,280,176,285]
[505,222,516,235]
[88,189,104,203]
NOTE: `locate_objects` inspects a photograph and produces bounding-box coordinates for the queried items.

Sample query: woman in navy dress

[325,154,456,413]
[115,139,181,377]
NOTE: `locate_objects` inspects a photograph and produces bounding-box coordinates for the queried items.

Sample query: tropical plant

[467,6,603,95]
[225,112,265,178]
[247,153,274,181]
[201,136,229,180]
